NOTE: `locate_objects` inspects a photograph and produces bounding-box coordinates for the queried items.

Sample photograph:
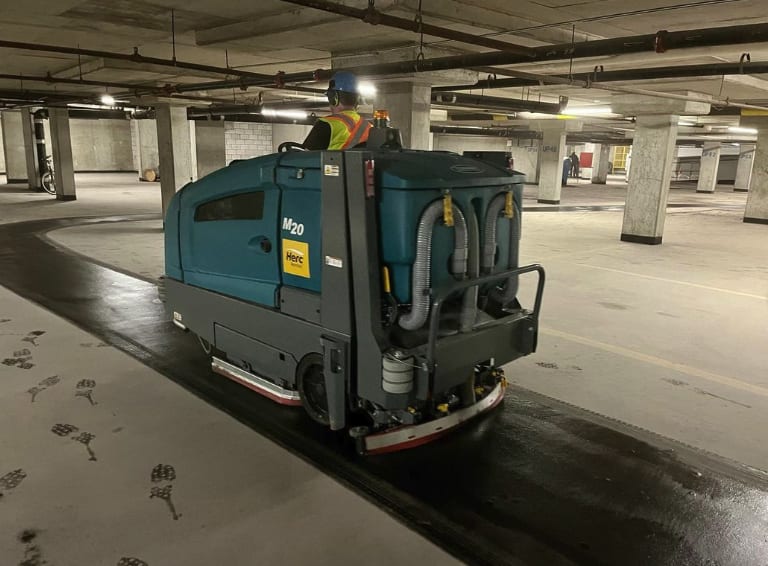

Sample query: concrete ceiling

[1,0,767,141]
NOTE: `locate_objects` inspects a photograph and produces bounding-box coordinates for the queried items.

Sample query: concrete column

[133,119,160,181]
[48,107,76,201]
[734,144,755,192]
[1,110,28,183]
[193,121,226,178]
[156,104,193,217]
[0,119,5,174]
[375,80,431,150]
[696,142,721,193]
[537,127,567,204]
[591,144,611,184]
[620,115,679,244]
[744,126,768,224]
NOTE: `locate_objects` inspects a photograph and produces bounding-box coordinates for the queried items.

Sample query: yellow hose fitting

[443,194,454,227]
[382,266,392,294]
[437,403,449,414]
[504,192,514,218]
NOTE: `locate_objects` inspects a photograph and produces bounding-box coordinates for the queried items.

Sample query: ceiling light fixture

[560,106,613,116]
[728,126,758,134]
[100,94,116,106]
[262,108,308,120]
[358,82,377,97]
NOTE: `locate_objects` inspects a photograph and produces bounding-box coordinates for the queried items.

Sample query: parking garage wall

[225,122,273,164]
[69,119,135,172]
[0,120,5,173]
[433,135,539,182]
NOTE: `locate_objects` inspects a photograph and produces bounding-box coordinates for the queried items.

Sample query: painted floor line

[540,326,768,399]
[573,263,766,300]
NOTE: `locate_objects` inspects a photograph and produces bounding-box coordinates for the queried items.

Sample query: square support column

[193,121,226,178]
[537,127,567,204]
[591,144,611,184]
[375,80,431,150]
[733,144,754,192]
[1,110,29,183]
[744,127,768,224]
[48,107,76,201]
[156,104,193,217]
[696,142,721,193]
[132,119,160,181]
[24,109,46,190]
[620,115,679,245]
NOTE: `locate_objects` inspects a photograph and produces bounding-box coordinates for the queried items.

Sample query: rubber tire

[41,173,56,195]
[297,353,330,426]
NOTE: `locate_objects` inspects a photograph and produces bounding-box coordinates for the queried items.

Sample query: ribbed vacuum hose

[459,207,479,332]
[399,200,468,331]
[482,191,522,304]
[500,200,521,302]
[482,193,507,274]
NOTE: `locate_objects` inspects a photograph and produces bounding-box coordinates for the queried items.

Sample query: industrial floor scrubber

[162,132,544,454]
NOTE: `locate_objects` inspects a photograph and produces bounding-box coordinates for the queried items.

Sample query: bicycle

[41,155,56,195]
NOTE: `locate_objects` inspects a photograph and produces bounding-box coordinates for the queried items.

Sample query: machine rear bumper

[426,264,544,391]
[362,380,506,455]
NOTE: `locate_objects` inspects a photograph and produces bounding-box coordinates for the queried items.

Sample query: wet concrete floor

[1,216,767,566]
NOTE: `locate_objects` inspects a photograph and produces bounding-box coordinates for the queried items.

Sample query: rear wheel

[297,353,330,426]
[41,172,55,195]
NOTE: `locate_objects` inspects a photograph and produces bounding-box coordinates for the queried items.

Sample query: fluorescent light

[261,108,308,119]
[100,94,116,106]
[678,120,695,126]
[358,82,376,97]
[560,106,613,116]
[728,126,758,134]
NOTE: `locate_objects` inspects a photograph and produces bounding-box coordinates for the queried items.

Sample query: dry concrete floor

[0,175,457,566]
[2,172,768,563]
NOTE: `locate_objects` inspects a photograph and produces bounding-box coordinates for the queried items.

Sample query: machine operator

[302,71,372,150]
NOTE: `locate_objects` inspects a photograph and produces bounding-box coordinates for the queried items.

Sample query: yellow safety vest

[320,110,372,150]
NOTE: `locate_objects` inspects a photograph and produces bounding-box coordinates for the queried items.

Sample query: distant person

[562,156,571,186]
[570,152,580,179]
[302,71,371,150]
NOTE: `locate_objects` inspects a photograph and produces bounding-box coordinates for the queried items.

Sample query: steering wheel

[278,141,307,153]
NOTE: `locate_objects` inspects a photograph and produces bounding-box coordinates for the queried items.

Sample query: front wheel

[41,172,56,195]
[297,353,330,426]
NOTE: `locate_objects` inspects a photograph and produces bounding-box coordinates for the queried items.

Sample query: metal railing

[426,264,546,365]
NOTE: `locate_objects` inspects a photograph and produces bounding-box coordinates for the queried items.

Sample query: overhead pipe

[165,22,768,95]
[317,22,768,78]
[434,61,768,91]
[430,125,542,139]
[0,39,276,82]
[433,92,567,114]
[186,110,317,125]
[280,0,536,55]
[0,40,322,94]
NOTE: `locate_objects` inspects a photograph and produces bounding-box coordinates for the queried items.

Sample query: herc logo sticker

[282,239,310,278]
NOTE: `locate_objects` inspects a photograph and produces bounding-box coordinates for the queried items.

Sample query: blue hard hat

[328,71,359,94]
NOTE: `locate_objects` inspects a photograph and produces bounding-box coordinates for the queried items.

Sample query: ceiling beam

[279,0,537,55]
